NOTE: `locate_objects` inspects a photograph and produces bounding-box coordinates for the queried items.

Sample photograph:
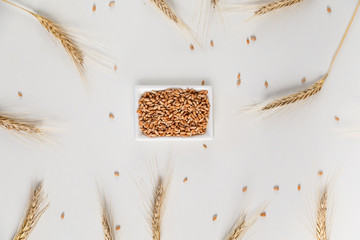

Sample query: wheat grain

[101,198,114,240]
[254,0,304,16]
[315,188,328,240]
[261,75,327,111]
[13,182,49,240]
[151,178,166,240]
[0,114,43,136]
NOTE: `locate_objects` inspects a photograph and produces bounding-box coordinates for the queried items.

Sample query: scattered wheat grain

[242,186,248,192]
[212,214,218,221]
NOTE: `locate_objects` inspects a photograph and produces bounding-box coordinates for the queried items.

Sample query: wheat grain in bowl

[137,88,210,138]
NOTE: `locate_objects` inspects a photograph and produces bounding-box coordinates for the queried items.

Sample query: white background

[0,0,360,239]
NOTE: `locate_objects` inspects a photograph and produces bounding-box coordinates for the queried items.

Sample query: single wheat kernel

[114,171,119,176]
[334,116,340,121]
[237,73,241,80]
[242,186,248,192]
[115,225,121,231]
[273,185,279,191]
[210,40,214,47]
[201,80,205,86]
[203,144,207,149]
[318,170,323,176]
[109,1,115,7]
[190,44,195,51]
[297,184,301,191]
[327,7,332,13]
[246,38,250,45]
[114,64,117,71]
[237,79,241,86]
[109,113,115,119]
[250,36,256,41]
[183,177,188,183]
[92,4,96,12]
[18,91,23,97]
[212,214,218,221]
[301,77,306,83]
[61,212,65,219]
[264,81,269,88]
[260,212,266,217]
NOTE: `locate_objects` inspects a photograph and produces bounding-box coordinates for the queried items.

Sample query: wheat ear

[315,188,328,240]
[101,196,115,240]
[262,75,327,110]
[150,0,198,45]
[151,177,166,240]
[13,182,49,240]
[0,114,44,137]
[257,0,360,112]
[254,0,304,16]
[225,214,247,240]
[1,0,87,85]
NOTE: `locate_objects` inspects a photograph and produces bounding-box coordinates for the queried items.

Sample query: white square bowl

[134,85,214,141]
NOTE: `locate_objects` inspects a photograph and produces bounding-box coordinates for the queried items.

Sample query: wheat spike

[149,0,198,45]
[0,114,44,136]
[262,75,327,111]
[151,177,166,240]
[1,0,87,84]
[31,13,86,83]
[150,0,180,24]
[13,182,49,240]
[315,188,328,240]
[101,197,115,240]
[211,0,220,8]
[254,0,304,16]
[225,215,247,240]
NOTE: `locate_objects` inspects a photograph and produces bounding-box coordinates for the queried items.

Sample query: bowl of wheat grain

[134,85,213,141]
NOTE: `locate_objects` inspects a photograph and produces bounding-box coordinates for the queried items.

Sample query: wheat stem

[13,182,49,240]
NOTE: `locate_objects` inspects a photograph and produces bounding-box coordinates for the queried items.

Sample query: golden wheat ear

[315,186,330,240]
[261,75,327,112]
[0,113,46,139]
[13,182,49,240]
[225,207,264,240]
[254,0,304,16]
[101,195,115,240]
[149,0,199,46]
[149,177,167,240]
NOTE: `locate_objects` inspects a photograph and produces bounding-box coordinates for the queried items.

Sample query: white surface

[0,0,360,240]
[134,85,213,141]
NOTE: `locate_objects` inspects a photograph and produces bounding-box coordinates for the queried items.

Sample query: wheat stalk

[254,0,303,16]
[315,188,328,240]
[1,0,87,84]
[13,182,49,240]
[149,0,198,45]
[101,197,115,240]
[253,0,360,112]
[150,177,166,240]
[0,114,44,137]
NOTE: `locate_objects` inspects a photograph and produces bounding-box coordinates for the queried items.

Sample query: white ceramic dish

[134,85,214,141]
